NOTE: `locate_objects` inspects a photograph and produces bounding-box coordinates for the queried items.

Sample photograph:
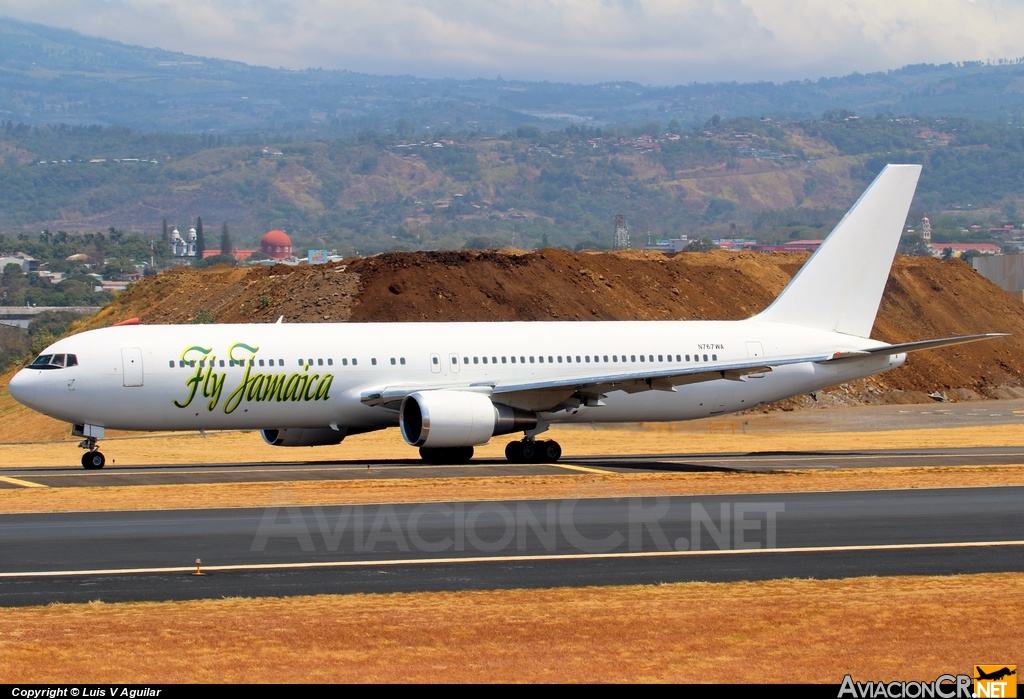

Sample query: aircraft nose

[8,368,36,408]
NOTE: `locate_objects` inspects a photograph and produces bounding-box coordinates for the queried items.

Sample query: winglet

[751,164,922,338]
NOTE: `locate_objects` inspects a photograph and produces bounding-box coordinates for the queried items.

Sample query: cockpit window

[28,353,78,370]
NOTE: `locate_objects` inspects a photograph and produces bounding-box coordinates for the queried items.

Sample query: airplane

[975,667,1016,682]
[8,164,1006,469]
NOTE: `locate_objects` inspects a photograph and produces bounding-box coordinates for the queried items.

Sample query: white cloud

[1,0,1022,84]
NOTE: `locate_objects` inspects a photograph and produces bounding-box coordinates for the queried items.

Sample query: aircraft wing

[359,333,1007,411]
[360,352,831,410]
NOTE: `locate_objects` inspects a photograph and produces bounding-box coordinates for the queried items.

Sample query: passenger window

[482,357,487,364]
[639,355,645,362]
[328,358,334,366]
[318,359,324,366]
[169,360,175,368]
[371,358,377,366]
[352,359,358,366]
[703,354,708,361]
[342,358,348,366]
[400,358,406,365]
[712,354,717,361]
[390,358,397,365]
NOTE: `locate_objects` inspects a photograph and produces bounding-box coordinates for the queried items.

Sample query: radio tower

[613,214,630,250]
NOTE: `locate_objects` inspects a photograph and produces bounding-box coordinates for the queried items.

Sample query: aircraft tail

[751,164,922,338]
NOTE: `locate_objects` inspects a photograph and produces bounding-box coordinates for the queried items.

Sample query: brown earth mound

[49,249,1024,407]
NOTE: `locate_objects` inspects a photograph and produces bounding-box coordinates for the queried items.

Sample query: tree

[685,238,718,252]
[220,222,233,255]
[898,234,933,257]
[195,217,205,259]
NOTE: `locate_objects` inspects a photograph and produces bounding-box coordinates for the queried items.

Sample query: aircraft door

[449,353,461,373]
[430,353,442,374]
[121,347,144,387]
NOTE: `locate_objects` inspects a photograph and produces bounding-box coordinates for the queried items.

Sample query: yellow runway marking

[550,462,616,474]
[0,476,48,488]
[2,539,1022,579]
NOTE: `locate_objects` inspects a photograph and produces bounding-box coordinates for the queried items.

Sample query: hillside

[73,248,1024,405]
[5,18,1024,136]
[4,114,1024,255]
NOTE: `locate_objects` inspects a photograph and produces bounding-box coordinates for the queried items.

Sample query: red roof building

[262,230,293,259]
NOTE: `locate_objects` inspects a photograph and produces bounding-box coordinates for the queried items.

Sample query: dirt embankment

[38,248,1024,409]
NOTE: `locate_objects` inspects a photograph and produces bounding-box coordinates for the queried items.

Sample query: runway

[2,487,1023,606]
[3,446,1024,488]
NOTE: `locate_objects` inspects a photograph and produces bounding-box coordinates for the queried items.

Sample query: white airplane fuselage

[10,319,903,432]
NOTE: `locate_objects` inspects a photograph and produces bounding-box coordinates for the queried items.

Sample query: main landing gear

[78,436,105,470]
[505,438,562,464]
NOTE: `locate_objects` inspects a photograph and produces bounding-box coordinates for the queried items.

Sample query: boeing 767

[9,165,1004,468]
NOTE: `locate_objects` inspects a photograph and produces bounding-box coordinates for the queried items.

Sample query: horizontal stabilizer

[820,333,1008,363]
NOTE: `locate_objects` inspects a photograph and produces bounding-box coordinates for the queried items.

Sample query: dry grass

[1,575,1020,683]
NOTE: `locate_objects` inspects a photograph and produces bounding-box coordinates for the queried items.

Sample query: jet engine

[400,390,537,448]
[261,427,346,447]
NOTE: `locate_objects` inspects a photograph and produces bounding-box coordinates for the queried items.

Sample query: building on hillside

[0,253,40,273]
[934,243,1001,257]
[262,230,293,259]
[201,249,257,263]
[752,240,823,253]
[169,227,197,258]
[642,237,689,252]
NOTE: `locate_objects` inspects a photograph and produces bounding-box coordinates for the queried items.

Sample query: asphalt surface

[2,445,1024,488]
[1,487,1022,606]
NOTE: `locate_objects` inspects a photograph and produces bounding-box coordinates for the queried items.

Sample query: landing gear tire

[419,446,474,465]
[505,440,526,463]
[82,451,105,470]
[538,440,562,463]
[506,439,561,464]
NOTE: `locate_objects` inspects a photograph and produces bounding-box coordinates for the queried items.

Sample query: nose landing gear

[77,435,105,470]
[81,449,106,470]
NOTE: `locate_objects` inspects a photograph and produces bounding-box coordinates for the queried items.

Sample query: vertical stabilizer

[751,164,922,338]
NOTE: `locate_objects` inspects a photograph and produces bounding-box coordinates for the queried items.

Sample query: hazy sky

[2,1,1022,85]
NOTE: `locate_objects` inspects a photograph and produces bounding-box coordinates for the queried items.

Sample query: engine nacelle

[400,390,537,448]
[261,427,346,447]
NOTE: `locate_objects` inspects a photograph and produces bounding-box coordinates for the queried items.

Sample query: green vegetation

[2,115,1024,256]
